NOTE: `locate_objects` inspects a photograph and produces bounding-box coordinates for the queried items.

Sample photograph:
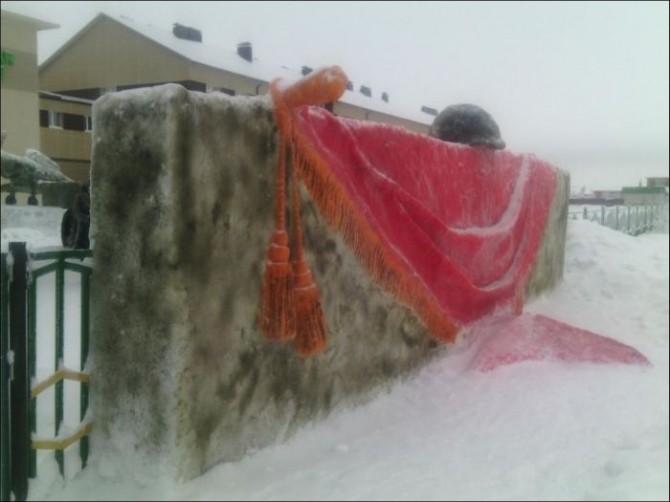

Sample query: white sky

[2,207,668,500]
[2,0,669,190]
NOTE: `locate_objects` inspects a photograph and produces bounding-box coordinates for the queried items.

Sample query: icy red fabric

[293,107,558,327]
[467,313,650,371]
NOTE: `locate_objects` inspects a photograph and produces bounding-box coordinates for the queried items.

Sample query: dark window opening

[63,113,86,131]
[39,110,88,131]
[213,87,236,96]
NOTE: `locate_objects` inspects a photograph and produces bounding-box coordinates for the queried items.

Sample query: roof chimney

[237,42,252,62]
[360,85,372,97]
[381,92,389,103]
[421,105,438,116]
[301,66,313,76]
[173,23,202,42]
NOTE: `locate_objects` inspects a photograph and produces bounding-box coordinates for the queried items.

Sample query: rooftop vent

[360,85,372,97]
[237,42,252,62]
[173,23,202,42]
[381,92,389,103]
[301,66,313,76]
[421,105,438,116]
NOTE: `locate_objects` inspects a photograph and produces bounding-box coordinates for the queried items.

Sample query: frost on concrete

[89,83,568,481]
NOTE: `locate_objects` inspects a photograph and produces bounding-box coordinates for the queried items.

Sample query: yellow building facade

[1,9,58,204]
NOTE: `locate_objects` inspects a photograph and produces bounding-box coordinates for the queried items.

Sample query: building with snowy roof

[36,12,436,183]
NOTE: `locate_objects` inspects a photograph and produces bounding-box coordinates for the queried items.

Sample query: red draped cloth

[292,106,557,332]
[261,67,649,367]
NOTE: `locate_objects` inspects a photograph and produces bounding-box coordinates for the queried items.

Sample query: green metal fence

[1,243,93,502]
[568,203,669,235]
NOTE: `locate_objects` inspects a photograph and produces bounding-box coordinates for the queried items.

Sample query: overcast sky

[3,0,669,190]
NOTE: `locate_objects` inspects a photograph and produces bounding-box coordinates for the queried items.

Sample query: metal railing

[568,203,669,235]
[1,243,93,502]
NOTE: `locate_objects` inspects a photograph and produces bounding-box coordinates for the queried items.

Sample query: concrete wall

[90,84,568,481]
[525,168,570,300]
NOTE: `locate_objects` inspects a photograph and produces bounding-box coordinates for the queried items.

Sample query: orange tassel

[291,153,327,356]
[293,259,327,356]
[259,229,295,341]
[260,67,346,352]
[259,84,295,342]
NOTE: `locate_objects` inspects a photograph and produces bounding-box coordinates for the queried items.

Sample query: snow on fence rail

[568,203,669,235]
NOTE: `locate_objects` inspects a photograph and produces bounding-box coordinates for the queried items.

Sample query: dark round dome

[429,104,506,150]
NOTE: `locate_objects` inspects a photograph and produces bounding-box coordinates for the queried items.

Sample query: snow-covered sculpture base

[90,84,569,480]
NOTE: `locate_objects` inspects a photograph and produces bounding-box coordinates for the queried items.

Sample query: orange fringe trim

[289,127,459,343]
[291,160,327,356]
[261,66,459,356]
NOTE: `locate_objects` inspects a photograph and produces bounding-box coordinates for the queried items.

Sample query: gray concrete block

[90,84,567,480]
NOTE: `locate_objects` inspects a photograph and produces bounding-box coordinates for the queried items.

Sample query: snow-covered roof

[41,12,434,126]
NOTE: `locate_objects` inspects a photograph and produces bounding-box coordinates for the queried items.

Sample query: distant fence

[568,203,669,235]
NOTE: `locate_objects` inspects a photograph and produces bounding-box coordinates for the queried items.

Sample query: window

[48,111,64,128]
[40,109,91,131]
[63,113,86,131]
[210,86,236,96]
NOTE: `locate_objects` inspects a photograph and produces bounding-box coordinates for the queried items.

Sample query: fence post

[27,275,37,479]
[54,257,65,475]
[615,206,619,231]
[8,242,30,502]
[1,253,11,502]
[79,269,91,468]
[645,205,649,231]
[651,205,655,230]
[636,206,640,235]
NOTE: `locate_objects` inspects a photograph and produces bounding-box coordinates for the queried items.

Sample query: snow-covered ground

[2,206,668,501]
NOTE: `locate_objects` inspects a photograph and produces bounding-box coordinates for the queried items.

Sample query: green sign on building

[1,50,16,80]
